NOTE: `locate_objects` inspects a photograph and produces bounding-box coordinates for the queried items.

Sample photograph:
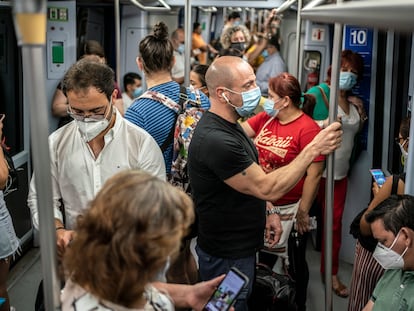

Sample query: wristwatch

[266,206,281,216]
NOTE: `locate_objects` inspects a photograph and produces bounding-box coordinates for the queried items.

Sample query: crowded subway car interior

[1,0,414,310]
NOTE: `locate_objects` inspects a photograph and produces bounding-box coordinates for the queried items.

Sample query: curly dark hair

[366,194,414,234]
[62,59,115,100]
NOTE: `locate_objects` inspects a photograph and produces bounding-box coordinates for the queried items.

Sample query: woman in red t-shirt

[241,72,323,311]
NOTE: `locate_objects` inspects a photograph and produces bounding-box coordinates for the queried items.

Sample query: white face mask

[373,230,408,269]
[76,104,113,142]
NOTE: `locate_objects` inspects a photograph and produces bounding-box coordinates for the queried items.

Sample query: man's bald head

[206,56,252,99]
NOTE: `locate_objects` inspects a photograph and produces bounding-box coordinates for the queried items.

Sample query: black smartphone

[203,267,249,311]
[370,169,386,187]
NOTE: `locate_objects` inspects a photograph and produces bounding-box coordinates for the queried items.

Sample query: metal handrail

[301,0,414,31]
[129,0,171,11]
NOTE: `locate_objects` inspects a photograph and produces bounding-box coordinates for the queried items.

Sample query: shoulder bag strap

[391,174,401,195]
[139,90,181,113]
[317,85,329,109]
[159,85,188,152]
[140,87,188,152]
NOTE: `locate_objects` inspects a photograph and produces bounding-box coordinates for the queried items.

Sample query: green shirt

[306,82,330,120]
[371,269,414,311]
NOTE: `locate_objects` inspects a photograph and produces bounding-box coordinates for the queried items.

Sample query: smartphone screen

[203,267,248,311]
[370,169,386,187]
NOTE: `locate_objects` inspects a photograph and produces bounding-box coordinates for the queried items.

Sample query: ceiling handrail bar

[129,0,171,11]
[301,0,414,31]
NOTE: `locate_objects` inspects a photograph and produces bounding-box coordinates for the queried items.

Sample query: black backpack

[248,263,297,311]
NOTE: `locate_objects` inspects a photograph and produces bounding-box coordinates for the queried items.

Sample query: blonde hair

[220,25,251,49]
[64,170,194,307]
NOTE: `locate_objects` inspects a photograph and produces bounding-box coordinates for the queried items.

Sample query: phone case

[203,267,248,311]
[370,169,386,187]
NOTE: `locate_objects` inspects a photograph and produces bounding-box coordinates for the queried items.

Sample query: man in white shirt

[28,59,165,252]
[121,72,142,111]
[171,28,185,84]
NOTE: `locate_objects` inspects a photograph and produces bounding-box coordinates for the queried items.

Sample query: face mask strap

[389,230,402,250]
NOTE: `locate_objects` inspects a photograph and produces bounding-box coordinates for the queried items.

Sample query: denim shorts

[0,192,20,260]
[196,244,255,311]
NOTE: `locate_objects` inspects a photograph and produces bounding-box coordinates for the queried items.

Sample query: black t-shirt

[188,111,266,258]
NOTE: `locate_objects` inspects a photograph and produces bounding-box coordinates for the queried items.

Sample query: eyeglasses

[67,101,111,121]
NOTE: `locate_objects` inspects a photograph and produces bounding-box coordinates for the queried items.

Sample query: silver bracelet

[266,206,281,216]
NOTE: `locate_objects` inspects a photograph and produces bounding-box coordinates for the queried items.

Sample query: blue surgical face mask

[339,71,358,90]
[177,43,185,54]
[233,20,241,27]
[133,86,143,98]
[223,86,261,117]
[263,97,284,117]
[261,49,269,59]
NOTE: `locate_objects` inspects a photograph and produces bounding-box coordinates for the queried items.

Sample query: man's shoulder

[50,121,77,142]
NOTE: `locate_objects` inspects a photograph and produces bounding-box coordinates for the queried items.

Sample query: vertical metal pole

[12,1,61,310]
[114,0,121,86]
[404,116,414,194]
[295,0,303,79]
[184,0,192,87]
[325,21,343,311]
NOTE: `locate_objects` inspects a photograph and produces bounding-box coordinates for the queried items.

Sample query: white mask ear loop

[222,93,229,102]
[389,230,402,249]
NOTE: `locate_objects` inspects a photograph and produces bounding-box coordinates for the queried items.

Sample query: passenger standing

[61,170,194,311]
[348,117,410,311]
[241,73,324,311]
[121,72,142,111]
[362,195,414,311]
[221,11,242,37]
[188,56,343,310]
[125,22,210,174]
[0,115,19,311]
[192,22,218,65]
[220,24,251,59]
[190,64,209,97]
[304,49,368,297]
[171,28,185,85]
[255,34,287,97]
[28,59,166,255]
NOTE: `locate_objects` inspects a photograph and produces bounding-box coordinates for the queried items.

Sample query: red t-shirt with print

[247,112,325,205]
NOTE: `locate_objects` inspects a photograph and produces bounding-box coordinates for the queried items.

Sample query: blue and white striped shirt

[125,81,210,173]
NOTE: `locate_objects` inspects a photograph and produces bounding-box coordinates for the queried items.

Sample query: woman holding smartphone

[0,114,20,311]
[347,117,409,311]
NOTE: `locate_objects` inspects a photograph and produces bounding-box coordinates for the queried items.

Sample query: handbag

[349,208,377,252]
[2,146,18,196]
[248,263,296,311]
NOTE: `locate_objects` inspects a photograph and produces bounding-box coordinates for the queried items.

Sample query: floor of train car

[7,243,353,311]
